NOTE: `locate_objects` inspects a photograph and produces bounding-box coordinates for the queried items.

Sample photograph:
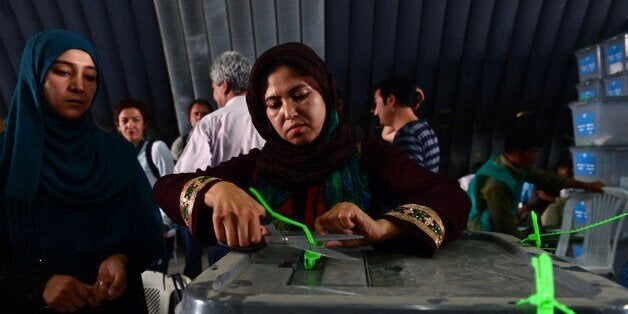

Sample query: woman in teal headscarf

[0,29,163,313]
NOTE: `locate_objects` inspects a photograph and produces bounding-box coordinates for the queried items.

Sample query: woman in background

[0,29,163,313]
[113,97,175,274]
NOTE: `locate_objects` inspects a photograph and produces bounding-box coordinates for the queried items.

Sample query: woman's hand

[43,275,92,312]
[92,253,128,304]
[205,181,266,248]
[314,202,407,248]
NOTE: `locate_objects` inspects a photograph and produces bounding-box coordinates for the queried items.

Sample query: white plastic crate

[575,45,603,82]
[570,146,628,187]
[601,33,628,76]
[569,97,628,146]
[576,79,604,100]
[604,72,628,97]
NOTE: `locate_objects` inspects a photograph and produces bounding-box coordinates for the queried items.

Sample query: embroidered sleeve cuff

[179,176,220,229]
[384,204,445,249]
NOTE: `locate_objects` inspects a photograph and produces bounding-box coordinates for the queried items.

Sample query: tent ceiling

[1,0,627,178]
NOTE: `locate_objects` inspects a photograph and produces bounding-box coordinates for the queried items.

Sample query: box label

[606,78,624,96]
[575,152,596,176]
[578,54,598,76]
[575,111,595,135]
[607,42,624,63]
[574,201,587,223]
[606,42,626,74]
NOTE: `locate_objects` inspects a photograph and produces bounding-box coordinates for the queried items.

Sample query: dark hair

[375,74,422,108]
[503,128,543,153]
[268,60,310,79]
[186,98,212,118]
[262,60,324,101]
[113,97,149,126]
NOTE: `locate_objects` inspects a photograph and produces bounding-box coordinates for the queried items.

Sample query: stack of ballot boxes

[571,33,628,188]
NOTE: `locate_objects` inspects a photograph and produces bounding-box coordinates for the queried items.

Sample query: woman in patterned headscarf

[0,29,163,313]
[154,42,469,257]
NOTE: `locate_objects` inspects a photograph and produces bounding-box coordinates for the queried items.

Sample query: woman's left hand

[92,254,128,304]
[314,202,405,248]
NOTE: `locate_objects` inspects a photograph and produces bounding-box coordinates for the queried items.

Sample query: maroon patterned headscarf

[246,42,356,185]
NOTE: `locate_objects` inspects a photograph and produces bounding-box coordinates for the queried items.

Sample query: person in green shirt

[467,129,604,238]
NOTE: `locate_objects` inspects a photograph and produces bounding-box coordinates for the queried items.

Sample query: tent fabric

[1,0,626,179]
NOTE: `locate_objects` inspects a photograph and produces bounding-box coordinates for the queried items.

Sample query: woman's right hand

[43,275,92,312]
[204,181,266,248]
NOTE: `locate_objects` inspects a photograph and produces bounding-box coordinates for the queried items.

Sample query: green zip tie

[248,187,321,269]
[521,211,628,245]
[516,253,575,314]
[520,210,541,248]
[529,211,542,248]
[303,250,320,269]
[518,206,627,313]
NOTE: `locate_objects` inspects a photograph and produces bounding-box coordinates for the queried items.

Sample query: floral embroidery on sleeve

[385,204,445,248]
[179,176,220,229]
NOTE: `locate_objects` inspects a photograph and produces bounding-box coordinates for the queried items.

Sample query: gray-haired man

[174,51,265,277]
[175,51,265,173]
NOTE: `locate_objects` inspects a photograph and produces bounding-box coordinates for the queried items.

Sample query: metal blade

[265,234,363,244]
[262,222,282,236]
[288,243,357,260]
[312,234,364,242]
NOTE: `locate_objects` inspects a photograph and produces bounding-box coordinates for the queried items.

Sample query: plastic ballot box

[179,232,628,313]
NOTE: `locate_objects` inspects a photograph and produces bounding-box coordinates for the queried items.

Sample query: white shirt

[458,174,475,192]
[174,95,265,173]
[138,140,174,226]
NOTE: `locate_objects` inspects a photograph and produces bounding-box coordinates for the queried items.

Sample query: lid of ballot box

[181,232,628,313]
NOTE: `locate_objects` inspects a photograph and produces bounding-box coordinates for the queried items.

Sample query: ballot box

[569,97,628,147]
[180,232,628,313]
[570,146,628,187]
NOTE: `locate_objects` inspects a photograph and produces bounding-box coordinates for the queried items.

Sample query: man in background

[373,74,440,173]
[170,99,212,162]
[175,51,264,173]
[174,51,264,278]
[467,129,604,238]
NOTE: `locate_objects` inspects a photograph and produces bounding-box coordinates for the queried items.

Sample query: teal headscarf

[0,30,163,283]
[0,29,136,204]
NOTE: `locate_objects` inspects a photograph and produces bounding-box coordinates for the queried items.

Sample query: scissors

[220,188,366,265]
[263,215,363,260]
[222,215,363,260]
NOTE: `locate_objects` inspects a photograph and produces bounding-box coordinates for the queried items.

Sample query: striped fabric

[393,119,440,173]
